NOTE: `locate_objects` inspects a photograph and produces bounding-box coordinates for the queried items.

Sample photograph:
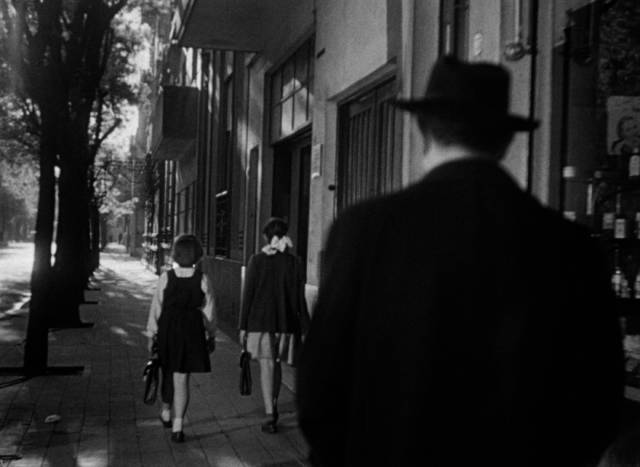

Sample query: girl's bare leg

[172,372,189,432]
[259,359,274,415]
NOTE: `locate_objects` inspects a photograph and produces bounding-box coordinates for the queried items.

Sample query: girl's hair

[262,217,288,241]
[172,234,203,267]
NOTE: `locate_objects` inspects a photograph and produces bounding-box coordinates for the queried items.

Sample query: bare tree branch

[97,118,121,145]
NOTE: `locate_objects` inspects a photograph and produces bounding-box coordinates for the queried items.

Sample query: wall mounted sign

[311,143,322,179]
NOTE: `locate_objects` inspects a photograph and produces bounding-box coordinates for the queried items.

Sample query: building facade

[139,0,640,345]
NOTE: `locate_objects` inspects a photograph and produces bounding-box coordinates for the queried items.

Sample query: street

[0,244,309,466]
[0,243,32,316]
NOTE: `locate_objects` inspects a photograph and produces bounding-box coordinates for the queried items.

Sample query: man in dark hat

[297,56,623,466]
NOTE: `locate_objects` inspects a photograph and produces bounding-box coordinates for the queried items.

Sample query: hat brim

[392,98,539,132]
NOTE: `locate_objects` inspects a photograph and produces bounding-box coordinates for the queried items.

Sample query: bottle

[622,275,631,298]
[630,147,640,178]
[586,180,594,217]
[603,209,615,234]
[614,193,627,239]
[612,249,624,297]
[602,192,615,235]
[634,270,640,299]
[613,265,624,297]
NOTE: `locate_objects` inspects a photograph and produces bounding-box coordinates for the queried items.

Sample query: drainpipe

[526,0,539,192]
[401,0,416,186]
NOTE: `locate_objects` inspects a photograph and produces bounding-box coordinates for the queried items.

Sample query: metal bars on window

[337,79,401,212]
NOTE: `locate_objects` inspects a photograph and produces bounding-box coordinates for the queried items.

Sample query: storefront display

[557,0,640,395]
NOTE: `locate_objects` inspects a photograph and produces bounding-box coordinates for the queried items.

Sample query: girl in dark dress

[239,218,309,433]
[146,235,216,442]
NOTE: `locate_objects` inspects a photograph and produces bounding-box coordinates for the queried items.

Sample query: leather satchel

[239,335,252,396]
[143,340,159,405]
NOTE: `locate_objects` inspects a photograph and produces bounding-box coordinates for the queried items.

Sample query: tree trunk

[49,156,89,327]
[23,127,56,374]
[89,199,101,273]
[100,213,108,250]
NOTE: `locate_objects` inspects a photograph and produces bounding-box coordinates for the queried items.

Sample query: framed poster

[607,96,640,155]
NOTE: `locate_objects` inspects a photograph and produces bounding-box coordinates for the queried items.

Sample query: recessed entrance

[272,132,311,268]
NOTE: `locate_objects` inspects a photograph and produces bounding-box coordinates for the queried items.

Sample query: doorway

[272,132,311,268]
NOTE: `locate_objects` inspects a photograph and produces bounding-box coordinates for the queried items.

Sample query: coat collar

[422,157,517,189]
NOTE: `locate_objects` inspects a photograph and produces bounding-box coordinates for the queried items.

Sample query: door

[272,133,311,268]
[245,146,260,260]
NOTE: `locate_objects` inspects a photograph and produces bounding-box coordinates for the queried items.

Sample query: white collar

[261,236,293,255]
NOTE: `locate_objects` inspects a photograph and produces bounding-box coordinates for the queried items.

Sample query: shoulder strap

[167,269,176,284]
[192,269,203,283]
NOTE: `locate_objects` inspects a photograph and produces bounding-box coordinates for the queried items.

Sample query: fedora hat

[393,56,538,132]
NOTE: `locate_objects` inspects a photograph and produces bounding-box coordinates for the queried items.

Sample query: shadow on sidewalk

[0,251,311,466]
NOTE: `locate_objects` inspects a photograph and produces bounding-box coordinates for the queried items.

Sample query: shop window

[199,51,213,251]
[215,54,234,257]
[552,1,640,393]
[270,37,315,142]
[164,161,176,241]
[174,182,195,236]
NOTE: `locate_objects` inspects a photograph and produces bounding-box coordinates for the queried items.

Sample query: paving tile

[0,248,309,466]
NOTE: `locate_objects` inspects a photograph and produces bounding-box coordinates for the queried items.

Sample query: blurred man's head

[416,108,515,159]
[393,56,537,169]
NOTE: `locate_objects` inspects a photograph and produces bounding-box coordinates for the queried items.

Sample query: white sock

[161,408,171,422]
[173,417,183,432]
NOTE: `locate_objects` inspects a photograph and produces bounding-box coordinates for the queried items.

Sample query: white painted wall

[307,0,391,286]
[468,0,503,63]
[405,0,440,183]
[466,0,535,189]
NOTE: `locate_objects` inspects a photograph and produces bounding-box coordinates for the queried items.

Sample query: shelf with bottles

[610,248,640,302]
[591,191,640,246]
[591,147,640,185]
[589,156,640,242]
[561,151,640,227]
[582,147,640,198]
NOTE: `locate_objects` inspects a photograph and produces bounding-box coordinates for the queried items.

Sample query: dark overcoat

[240,250,308,334]
[297,159,624,467]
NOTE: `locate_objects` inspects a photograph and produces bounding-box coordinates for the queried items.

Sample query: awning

[151,86,198,161]
[171,0,310,51]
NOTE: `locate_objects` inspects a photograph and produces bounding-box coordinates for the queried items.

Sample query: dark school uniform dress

[157,269,211,374]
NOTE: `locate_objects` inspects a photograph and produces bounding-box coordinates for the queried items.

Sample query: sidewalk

[0,247,310,466]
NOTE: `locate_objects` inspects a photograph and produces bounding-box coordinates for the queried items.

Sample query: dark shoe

[159,416,171,428]
[261,419,277,434]
[171,431,185,443]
